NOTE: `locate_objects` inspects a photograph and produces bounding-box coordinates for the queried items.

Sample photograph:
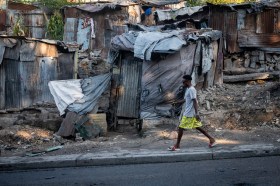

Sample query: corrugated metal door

[117,54,142,118]
[38,57,57,103]
[0,60,5,109]
[20,60,39,107]
[5,59,21,108]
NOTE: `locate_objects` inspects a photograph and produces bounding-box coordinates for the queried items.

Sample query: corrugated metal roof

[138,0,182,6]
[75,3,120,13]
[8,1,39,11]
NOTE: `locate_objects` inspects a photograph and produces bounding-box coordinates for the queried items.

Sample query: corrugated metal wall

[0,40,74,109]
[6,9,46,38]
[4,59,21,108]
[117,53,142,118]
[0,10,6,31]
[0,60,5,108]
[226,12,240,53]
[256,9,274,34]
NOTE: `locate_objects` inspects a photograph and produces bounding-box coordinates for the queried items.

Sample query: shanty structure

[0,36,76,109]
[208,1,280,54]
[110,28,222,121]
[208,1,280,82]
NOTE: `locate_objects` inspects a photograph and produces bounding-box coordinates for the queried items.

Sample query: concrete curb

[1,144,280,171]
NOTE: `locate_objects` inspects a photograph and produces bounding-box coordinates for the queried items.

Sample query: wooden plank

[223,67,265,75]
[238,31,280,47]
[223,72,275,83]
[206,41,218,87]
[56,112,78,137]
[214,38,223,85]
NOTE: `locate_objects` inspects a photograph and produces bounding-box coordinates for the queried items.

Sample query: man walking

[168,75,216,151]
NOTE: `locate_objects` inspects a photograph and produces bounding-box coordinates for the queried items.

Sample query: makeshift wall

[63,5,130,59]
[140,40,220,119]
[0,38,75,110]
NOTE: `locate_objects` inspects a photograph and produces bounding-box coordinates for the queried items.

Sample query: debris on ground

[1,80,280,157]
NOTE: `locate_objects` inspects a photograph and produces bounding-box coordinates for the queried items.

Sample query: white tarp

[48,79,83,115]
[49,73,111,116]
[134,31,186,61]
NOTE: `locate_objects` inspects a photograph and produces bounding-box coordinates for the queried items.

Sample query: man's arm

[193,98,200,121]
[173,99,185,104]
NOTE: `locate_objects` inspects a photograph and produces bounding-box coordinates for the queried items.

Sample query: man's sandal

[168,146,180,151]
[209,142,217,148]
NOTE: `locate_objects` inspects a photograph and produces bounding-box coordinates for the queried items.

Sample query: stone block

[259,51,265,61]
[87,114,107,136]
[266,53,272,62]
[251,51,259,56]
[224,58,232,70]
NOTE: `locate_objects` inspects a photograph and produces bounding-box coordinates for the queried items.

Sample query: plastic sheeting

[48,79,83,116]
[49,73,111,116]
[134,31,186,61]
[140,44,196,119]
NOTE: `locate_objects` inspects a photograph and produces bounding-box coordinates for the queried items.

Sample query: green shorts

[179,116,202,129]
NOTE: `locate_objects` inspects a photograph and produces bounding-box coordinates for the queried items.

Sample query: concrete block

[87,113,107,136]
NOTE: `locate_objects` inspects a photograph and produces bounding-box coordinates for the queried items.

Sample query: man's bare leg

[174,128,184,148]
[196,127,215,144]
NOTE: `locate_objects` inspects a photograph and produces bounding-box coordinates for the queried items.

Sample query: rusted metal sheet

[6,9,46,39]
[63,18,78,42]
[244,13,256,31]
[0,60,5,109]
[276,10,280,33]
[8,1,38,11]
[0,10,6,31]
[77,18,91,51]
[4,39,20,60]
[19,60,39,107]
[37,57,57,103]
[117,53,142,118]
[63,7,80,19]
[4,59,21,108]
[237,9,246,30]
[20,40,36,61]
[91,15,103,49]
[209,7,225,32]
[256,9,274,34]
[23,10,46,38]
[238,31,280,48]
[57,53,75,79]
[35,42,58,57]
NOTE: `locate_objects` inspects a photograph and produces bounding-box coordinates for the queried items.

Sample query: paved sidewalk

[1,143,280,171]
